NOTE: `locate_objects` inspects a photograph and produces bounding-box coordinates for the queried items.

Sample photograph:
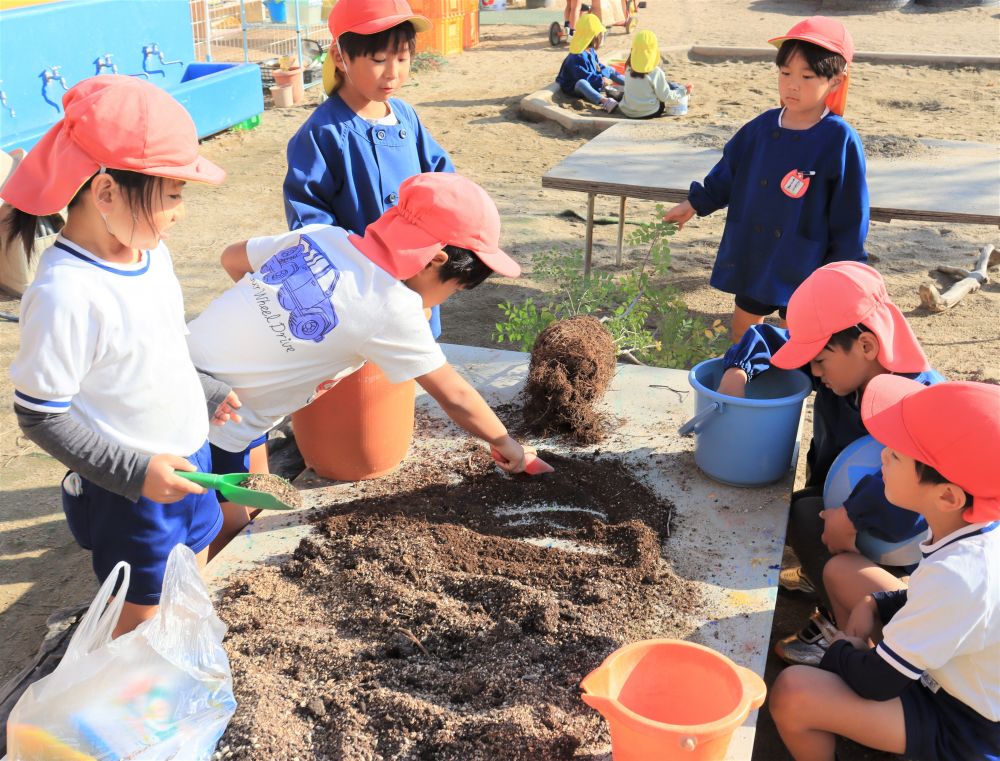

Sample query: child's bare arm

[416,363,527,472]
[221,241,251,281]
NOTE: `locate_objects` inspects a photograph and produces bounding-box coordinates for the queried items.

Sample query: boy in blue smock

[716,263,944,666]
[556,13,624,113]
[283,0,452,336]
[663,16,869,342]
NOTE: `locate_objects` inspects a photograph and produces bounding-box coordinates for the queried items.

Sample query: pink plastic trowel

[491,446,555,476]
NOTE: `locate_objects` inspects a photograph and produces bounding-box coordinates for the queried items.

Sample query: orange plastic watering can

[580,639,767,761]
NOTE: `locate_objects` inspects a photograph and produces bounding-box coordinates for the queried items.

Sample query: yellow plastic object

[7,724,98,761]
[580,639,767,761]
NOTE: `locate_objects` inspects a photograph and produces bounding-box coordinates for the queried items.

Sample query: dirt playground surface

[217,441,702,759]
[1,2,998,759]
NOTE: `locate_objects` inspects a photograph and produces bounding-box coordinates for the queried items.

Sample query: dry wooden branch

[919,244,996,313]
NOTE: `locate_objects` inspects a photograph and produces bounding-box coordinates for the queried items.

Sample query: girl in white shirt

[619,30,692,119]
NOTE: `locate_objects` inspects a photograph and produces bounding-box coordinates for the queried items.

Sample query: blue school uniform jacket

[689,109,869,307]
[724,324,944,543]
[557,49,616,95]
[283,93,454,234]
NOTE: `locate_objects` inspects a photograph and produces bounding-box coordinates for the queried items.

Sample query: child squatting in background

[3,77,240,637]
[618,30,692,120]
[187,173,540,501]
[718,262,944,667]
[663,16,869,342]
[770,378,1000,761]
[556,13,625,113]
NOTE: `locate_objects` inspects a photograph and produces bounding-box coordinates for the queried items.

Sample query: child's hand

[716,367,748,398]
[831,632,868,651]
[844,595,879,643]
[142,454,206,504]
[662,200,696,230]
[491,436,528,474]
[212,390,242,426]
[820,506,858,554]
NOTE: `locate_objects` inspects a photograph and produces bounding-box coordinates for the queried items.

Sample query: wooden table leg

[616,196,626,266]
[584,192,596,277]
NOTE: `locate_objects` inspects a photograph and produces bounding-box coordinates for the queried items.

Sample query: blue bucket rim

[688,357,813,408]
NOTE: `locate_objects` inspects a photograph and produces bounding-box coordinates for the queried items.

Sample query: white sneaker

[600,97,618,113]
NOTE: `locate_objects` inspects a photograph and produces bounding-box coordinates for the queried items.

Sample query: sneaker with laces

[778,566,818,597]
[774,608,837,666]
[600,97,618,113]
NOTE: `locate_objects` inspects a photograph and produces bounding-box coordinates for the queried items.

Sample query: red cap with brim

[350,173,520,280]
[0,76,224,216]
[329,0,430,41]
[768,16,854,116]
[862,376,1000,523]
[771,262,928,374]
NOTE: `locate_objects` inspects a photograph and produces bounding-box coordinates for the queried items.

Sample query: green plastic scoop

[176,471,297,511]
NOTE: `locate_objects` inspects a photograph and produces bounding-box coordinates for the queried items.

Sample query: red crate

[463,10,479,49]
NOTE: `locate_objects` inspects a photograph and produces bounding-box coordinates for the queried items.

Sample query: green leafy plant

[494,206,728,368]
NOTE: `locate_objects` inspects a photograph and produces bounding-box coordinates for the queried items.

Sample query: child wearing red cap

[188,173,539,526]
[2,76,238,636]
[770,378,1000,761]
[663,16,869,343]
[283,0,451,332]
[717,262,945,666]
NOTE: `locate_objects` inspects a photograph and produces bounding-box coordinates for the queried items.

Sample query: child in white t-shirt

[188,172,539,543]
[4,77,239,637]
[619,31,691,120]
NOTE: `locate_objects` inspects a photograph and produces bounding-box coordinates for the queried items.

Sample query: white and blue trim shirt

[10,237,208,457]
[877,521,1000,721]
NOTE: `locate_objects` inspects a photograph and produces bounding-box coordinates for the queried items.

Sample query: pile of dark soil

[217,443,702,760]
[241,473,302,509]
[523,316,617,444]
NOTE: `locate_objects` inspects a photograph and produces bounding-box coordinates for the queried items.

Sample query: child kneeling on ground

[770,378,1000,761]
[717,262,944,666]
[188,173,537,547]
[556,13,624,113]
[618,30,691,120]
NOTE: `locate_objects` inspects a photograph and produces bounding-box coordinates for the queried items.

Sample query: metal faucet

[142,43,183,67]
[95,54,119,75]
[0,81,14,118]
[43,66,70,90]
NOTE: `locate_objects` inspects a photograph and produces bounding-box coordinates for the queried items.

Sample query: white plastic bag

[6,545,236,760]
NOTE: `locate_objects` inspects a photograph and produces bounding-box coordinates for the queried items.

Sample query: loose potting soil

[523,316,617,444]
[217,441,703,760]
[241,473,303,509]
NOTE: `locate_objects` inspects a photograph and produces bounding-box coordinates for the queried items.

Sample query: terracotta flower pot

[291,363,415,481]
[272,66,305,104]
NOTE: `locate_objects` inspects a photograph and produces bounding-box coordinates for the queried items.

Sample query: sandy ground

[1,0,998,756]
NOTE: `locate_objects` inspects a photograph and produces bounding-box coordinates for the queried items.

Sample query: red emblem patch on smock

[780,169,811,199]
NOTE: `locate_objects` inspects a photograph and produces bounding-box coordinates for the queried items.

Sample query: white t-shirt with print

[11,237,208,456]
[876,521,1000,721]
[186,225,446,452]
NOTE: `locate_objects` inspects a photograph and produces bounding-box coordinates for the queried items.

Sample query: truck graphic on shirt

[259,234,341,342]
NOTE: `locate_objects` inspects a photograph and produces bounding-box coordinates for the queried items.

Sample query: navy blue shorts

[210,434,268,503]
[901,680,1000,761]
[735,293,788,319]
[61,440,222,606]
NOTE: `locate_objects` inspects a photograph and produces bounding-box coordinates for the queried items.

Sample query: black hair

[824,323,872,352]
[337,21,416,61]
[625,55,645,78]
[3,168,163,262]
[439,244,493,289]
[775,39,847,79]
[915,460,974,509]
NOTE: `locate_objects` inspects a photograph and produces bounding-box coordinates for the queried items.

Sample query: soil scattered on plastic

[523,316,617,445]
[217,442,703,760]
[240,473,302,508]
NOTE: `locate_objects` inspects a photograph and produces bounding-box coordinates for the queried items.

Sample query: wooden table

[542,121,1000,275]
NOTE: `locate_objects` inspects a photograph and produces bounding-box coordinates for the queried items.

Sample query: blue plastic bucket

[679,358,813,487]
[265,0,288,22]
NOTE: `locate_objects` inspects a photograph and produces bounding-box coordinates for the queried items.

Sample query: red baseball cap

[862,376,1000,522]
[0,76,225,216]
[350,173,520,279]
[329,0,430,41]
[771,262,928,374]
[768,16,854,116]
